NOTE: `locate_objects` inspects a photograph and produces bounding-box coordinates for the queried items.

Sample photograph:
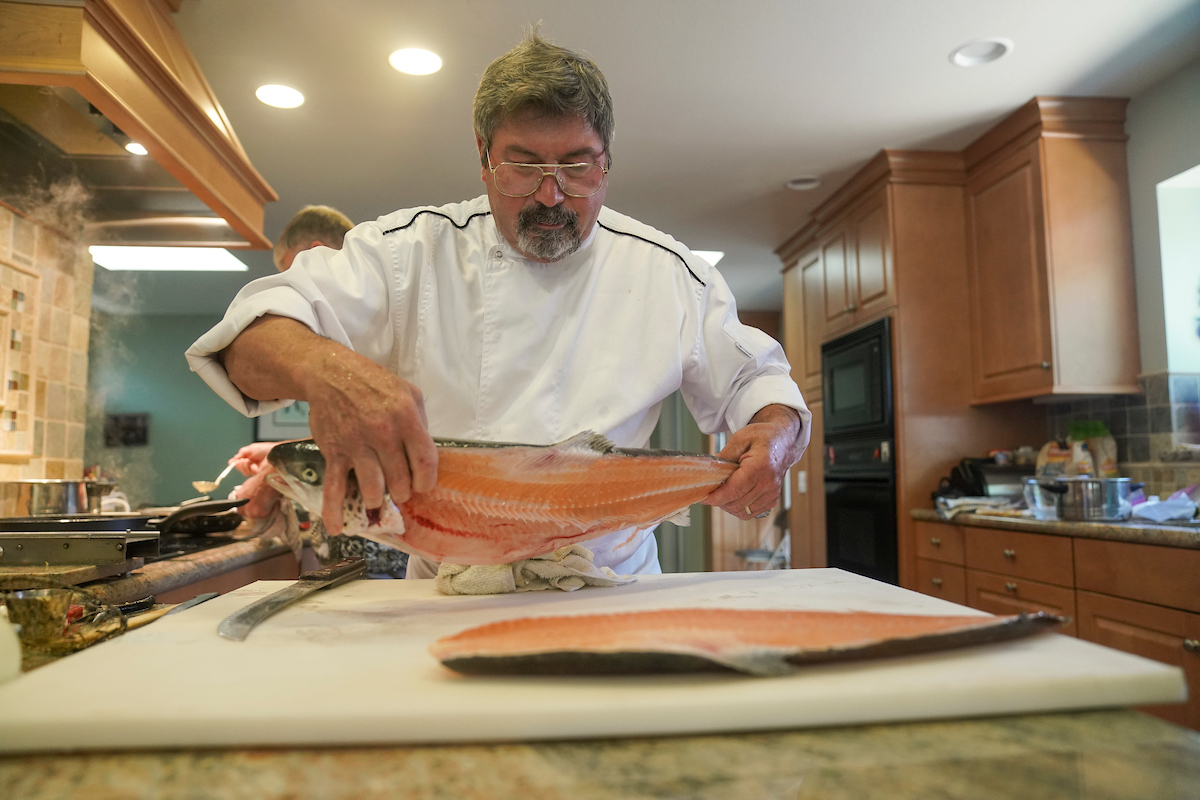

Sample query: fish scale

[267,431,737,565]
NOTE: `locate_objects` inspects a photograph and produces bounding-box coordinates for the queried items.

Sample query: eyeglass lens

[494,163,606,198]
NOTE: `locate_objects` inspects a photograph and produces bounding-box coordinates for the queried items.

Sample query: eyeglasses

[486,152,608,198]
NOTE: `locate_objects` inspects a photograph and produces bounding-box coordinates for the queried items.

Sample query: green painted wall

[85,312,254,509]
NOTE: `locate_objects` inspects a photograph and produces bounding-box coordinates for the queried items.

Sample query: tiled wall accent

[1048,372,1200,497]
[0,203,92,480]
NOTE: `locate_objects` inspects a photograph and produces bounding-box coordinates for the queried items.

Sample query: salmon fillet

[268,432,738,564]
[429,608,1066,676]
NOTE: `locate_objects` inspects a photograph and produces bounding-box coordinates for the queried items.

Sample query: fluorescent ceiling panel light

[389,48,442,75]
[692,250,725,266]
[89,246,248,272]
[949,37,1014,67]
[124,142,148,155]
[255,84,304,108]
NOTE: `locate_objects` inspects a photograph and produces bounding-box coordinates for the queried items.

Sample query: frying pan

[0,498,247,534]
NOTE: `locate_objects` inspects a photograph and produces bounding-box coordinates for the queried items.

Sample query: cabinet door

[915,558,967,605]
[1076,590,1198,730]
[820,224,855,333]
[913,520,965,565]
[964,139,1055,402]
[798,249,825,395]
[963,526,1073,587]
[851,190,895,319]
[965,569,1077,637]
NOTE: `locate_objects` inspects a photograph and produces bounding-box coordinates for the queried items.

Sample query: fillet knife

[218,557,367,641]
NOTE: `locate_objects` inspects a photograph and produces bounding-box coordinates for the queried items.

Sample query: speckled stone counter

[1,709,1197,799]
[911,508,1200,550]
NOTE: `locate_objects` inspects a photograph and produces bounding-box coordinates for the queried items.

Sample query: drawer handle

[931,577,943,587]
[1003,548,1016,559]
[1185,639,1200,654]
[930,537,941,547]
[1004,582,1018,593]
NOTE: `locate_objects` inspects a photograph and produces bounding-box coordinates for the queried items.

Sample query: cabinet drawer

[915,558,966,605]
[914,520,964,564]
[964,527,1073,587]
[1075,538,1200,615]
[965,569,1077,637]
[1076,590,1198,730]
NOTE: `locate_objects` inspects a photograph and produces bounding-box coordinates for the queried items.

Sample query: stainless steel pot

[0,480,117,517]
[1039,476,1143,522]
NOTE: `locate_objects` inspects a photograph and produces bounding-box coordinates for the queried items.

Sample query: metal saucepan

[1038,476,1144,522]
[0,480,117,517]
[0,498,247,535]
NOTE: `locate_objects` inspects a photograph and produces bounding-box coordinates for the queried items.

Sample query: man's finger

[379,445,414,506]
[354,454,387,511]
[322,463,348,534]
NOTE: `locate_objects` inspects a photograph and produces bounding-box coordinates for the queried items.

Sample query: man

[187,30,810,580]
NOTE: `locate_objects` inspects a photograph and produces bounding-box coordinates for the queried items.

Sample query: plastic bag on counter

[1070,420,1118,478]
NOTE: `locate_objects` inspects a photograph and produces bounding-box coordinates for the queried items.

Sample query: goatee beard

[516,204,582,261]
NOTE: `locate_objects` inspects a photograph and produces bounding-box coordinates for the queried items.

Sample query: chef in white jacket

[186,28,810,579]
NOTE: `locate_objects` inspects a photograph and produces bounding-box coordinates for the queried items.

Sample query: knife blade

[217,557,367,641]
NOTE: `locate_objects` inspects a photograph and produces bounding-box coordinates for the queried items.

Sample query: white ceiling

[104,0,1200,315]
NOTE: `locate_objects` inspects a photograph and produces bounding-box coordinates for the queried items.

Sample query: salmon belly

[429,608,1066,676]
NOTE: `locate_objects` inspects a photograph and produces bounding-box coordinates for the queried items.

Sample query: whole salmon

[265,431,737,565]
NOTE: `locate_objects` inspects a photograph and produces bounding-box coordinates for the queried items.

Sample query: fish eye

[300,467,319,483]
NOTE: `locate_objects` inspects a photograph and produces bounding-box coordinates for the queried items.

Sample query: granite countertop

[1,709,1197,799]
[911,508,1200,550]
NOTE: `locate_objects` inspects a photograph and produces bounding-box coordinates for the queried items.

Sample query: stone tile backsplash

[0,201,92,480]
[1048,372,1200,498]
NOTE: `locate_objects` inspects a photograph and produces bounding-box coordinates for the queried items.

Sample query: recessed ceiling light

[389,48,442,75]
[949,37,1014,67]
[89,246,248,272]
[124,142,148,156]
[255,84,304,109]
[692,250,724,266]
[785,176,821,191]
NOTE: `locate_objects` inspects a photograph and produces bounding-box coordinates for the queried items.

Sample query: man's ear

[476,134,488,183]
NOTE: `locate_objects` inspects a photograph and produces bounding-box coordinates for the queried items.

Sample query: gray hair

[273,205,353,270]
[473,27,614,167]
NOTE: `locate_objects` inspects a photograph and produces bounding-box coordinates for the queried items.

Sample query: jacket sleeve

[678,264,812,460]
[184,222,398,416]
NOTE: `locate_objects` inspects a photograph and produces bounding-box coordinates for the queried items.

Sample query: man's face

[477,110,608,263]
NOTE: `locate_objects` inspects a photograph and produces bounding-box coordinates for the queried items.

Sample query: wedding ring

[744,505,752,517]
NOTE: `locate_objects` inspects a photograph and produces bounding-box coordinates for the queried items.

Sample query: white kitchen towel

[435,545,637,595]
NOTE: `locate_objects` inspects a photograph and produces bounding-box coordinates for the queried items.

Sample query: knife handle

[300,557,368,585]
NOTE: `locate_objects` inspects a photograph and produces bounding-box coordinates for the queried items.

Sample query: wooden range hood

[0,0,276,248]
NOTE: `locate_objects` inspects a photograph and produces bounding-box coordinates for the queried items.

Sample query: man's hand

[229,441,276,477]
[702,404,803,520]
[222,315,439,535]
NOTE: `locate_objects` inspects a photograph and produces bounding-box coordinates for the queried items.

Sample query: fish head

[266,440,325,514]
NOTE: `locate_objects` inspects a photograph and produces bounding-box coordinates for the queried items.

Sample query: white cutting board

[0,569,1185,753]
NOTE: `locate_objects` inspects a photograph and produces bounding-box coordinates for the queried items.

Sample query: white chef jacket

[186,195,810,576]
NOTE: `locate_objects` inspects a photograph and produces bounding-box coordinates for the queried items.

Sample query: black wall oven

[821,318,898,585]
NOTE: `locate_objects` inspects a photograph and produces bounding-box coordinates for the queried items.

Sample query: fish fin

[665,507,692,526]
[554,430,617,454]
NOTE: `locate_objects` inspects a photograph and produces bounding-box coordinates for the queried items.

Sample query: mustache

[518,204,577,230]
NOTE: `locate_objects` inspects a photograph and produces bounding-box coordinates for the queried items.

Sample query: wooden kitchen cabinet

[914,520,965,564]
[963,527,1074,587]
[817,188,896,338]
[1075,537,1200,615]
[965,569,1078,637]
[915,558,967,605]
[1076,590,1200,729]
[962,97,1140,403]
[783,247,824,397]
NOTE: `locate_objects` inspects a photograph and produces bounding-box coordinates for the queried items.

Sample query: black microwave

[821,317,893,439]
